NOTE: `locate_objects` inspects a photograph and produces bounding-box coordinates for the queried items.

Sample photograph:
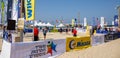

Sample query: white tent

[58,23,64,27]
[38,22,43,26]
[46,22,53,27]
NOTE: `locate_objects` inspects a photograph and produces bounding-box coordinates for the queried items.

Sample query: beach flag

[12,0,18,22]
[25,0,35,21]
[72,19,75,27]
[1,0,4,24]
[96,18,100,28]
[60,19,63,23]
[7,0,13,21]
[0,10,1,24]
[56,19,58,23]
[114,15,118,26]
[18,0,21,18]
[4,1,8,24]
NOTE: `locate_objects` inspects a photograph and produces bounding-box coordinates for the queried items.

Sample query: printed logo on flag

[25,0,35,20]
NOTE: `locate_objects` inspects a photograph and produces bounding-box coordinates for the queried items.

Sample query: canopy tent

[58,23,64,27]
[46,22,54,27]
[35,22,54,27]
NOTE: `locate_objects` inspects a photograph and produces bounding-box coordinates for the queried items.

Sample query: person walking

[43,27,48,40]
[34,26,39,41]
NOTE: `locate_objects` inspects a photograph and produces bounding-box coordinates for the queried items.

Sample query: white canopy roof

[46,22,54,27]
[35,22,54,27]
[58,23,64,27]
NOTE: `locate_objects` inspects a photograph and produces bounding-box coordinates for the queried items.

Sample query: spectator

[65,28,68,34]
[34,26,39,41]
[72,27,77,37]
[3,26,8,41]
[43,27,48,40]
[8,33,12,43]
[59,28,63,33]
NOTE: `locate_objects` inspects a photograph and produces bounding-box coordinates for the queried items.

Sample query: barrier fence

[0,33,120,58]
[66,36,91,52]
[0,39,66,58]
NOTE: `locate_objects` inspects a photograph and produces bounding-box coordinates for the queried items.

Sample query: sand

[57,39,120,58]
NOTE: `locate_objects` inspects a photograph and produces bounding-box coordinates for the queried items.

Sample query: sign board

[18,18,24,30]
[46,39,66,56]
[66,36,91,52]
[91,34,105,46]
[0,39,66,58]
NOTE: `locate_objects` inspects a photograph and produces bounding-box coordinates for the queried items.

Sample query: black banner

[7,0,13,21]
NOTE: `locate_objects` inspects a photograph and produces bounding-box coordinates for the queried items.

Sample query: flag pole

[20,0,23,42]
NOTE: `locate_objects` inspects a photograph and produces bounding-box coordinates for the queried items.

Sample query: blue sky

[35,0,120,25]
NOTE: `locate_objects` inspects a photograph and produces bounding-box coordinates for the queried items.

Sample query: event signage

[0,39,66,58]
[46,39,66,56]
[18,18,24,30]
[66,36,91,52]
[91,34,105,46]
[29,45,46,58]
[25,0,35,20]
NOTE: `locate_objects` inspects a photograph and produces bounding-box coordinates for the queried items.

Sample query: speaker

[7,20,16,30]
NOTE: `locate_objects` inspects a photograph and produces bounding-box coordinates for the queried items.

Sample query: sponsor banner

[0,11,1,24]
[0,40,12,58]
[18,18,24,30]
[0,39,66,58]
[66,36,91,52]
[11,41,47,58]
[71,19,75,27]
[1,0,5,24]
[25,0,35,21]
[91,34,105,46]
[12,0,18,22]
[7,0,13,20]
[114,15,118,26]
[46,39,66,57]
[18,0,21,18]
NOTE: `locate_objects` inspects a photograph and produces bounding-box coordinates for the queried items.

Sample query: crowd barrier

[91,34,105,46]
[104,32,120,42]
[66,36,91,52]
[0,39,66,58]
[0,32,120,58]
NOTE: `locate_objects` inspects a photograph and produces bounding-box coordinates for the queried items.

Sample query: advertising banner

[91,34,105,46]
[66,36,91,52]
[114,15,118,26]
[17,18,24,30]
[0,39,66,58]
[7,0,13,21]
[25,0,35,21]
[11,41,47,58]
[46,39,66,57]
[12,0,18,22]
